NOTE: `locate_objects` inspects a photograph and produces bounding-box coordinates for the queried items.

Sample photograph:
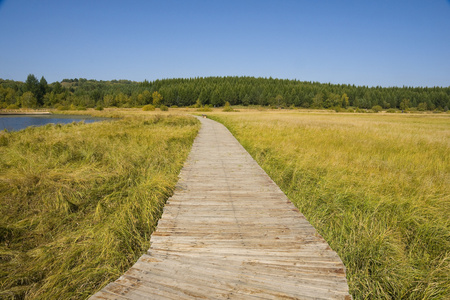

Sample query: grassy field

[209,111,449,299]
[1,107,449,299]
[0,112,200,299]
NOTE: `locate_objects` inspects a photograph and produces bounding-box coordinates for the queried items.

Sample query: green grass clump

[0,114,199,299]
[142,104,155,111]
[210,112,449,299]
[222,101,235,112]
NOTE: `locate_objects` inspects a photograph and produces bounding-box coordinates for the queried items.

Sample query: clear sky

[0,0,449,87]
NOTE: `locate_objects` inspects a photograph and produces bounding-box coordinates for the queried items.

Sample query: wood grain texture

[90,117,352,299]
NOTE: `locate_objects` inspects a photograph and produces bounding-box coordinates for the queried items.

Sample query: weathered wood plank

[90,116,352,299]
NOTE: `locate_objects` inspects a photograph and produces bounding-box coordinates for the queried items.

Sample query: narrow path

[90,117,352,299]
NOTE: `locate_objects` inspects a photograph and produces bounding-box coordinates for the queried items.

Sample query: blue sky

[0,0,449,87]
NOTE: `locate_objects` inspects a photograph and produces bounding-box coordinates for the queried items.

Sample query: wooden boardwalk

[90,117,352,300]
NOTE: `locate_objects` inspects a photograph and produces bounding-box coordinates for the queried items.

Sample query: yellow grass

[209,110,449,299]
[0,113,200,299]
[2,107,449,299]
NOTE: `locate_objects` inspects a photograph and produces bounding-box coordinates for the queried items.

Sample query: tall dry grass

[0,114,199,299]
[210,111,449,299]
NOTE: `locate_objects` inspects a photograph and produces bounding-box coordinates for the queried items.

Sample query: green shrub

[193,99,202,108]
[142,104,155,111]
[417,102,427,111]
[372,105,383,112]
[223,101,235,112]
[334,106,346,112]
[6,104,19,110]
[160,105,169,111]
[56,105,69,111]
[196,106,212,112]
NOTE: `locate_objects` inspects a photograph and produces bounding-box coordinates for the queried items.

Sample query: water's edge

[0,114,106,131]
[0,112,51,115]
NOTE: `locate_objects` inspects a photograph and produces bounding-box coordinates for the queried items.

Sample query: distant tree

[275,94,284,108]
[52,81,64,94]
[115,92,129,107]
[211,88,222,107]
[324,93,341,108]
[103,94,116,107]
[43,92,56,107]
[193,98,202,108]
[140,79,151,87]
[359,97,372,109]
[25,74,39,94]
[198,89,209,105]
[312,93,324,108]
[152,91,163,107]
[137,93,145,106]
[90,89,103,103]
[20,91,37,108]
[0,87,16,104]
[417,102,427,111]
[24,74,40,104]
[38,76,48,105]
[22,74,47,106]
[341,93,349,108]
[242,94,250,106]
[141,90,152,104]
[400,98,410,111]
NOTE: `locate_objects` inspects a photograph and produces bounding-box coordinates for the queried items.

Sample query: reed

[209,111,449,299]
[0,114,199,299]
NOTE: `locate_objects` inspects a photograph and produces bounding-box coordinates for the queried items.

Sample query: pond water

[0,115,107,131]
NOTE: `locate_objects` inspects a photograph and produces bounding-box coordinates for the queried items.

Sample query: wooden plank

[89,289,131,300]
[128,260,347,300]
[90,116,352,299]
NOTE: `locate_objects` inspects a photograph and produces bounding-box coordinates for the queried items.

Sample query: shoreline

[0,111,52,115]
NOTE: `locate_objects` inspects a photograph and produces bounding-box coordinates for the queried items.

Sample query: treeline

[1,75,449,111]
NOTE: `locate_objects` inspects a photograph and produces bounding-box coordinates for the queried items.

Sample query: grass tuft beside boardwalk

[210,111,449,300]
[0,114,199,299]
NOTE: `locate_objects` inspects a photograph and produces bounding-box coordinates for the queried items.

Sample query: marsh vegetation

[1,107,449,299]
[0,113,199,299]
[209,111,449,299]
